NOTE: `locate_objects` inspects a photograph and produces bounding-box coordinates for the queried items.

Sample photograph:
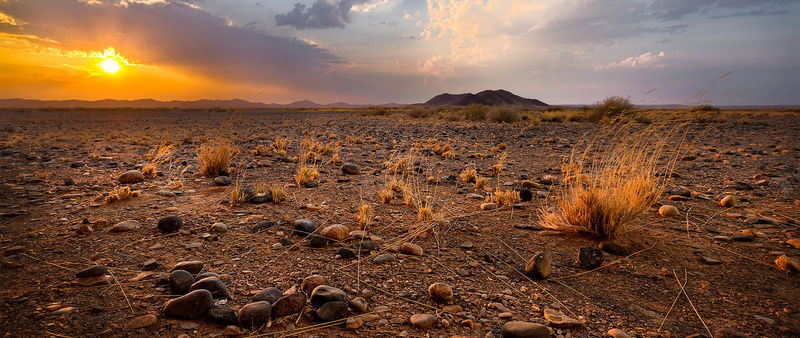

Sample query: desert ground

[0,107,798,338]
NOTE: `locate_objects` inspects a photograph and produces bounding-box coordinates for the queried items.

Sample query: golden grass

[357,203,373,228]
[168,180,183,190]
[491,153,507,177]
[379,187,394,204]
[198,141,236,177]
[105,186,140,204]
[475,177,487,190]
[417,202,434,221]
[540,124,680,239]
[459,168,477,183]
[141,164,156,178]
[230,188,247,207]
[36,170,49,180]
[488,188,520,206]
[270,185,285,204]
[295,166,319,186]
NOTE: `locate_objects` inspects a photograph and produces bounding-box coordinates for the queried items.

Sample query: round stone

[238,301,272,328]
[320,224,349,241]
[410,313,437,328]
[428,283,453,303]
[658,204,679,217]
[213,176,232,186]
[400,243,424,256]
[163,289,214,319]
[608,328,633,338]
[480,202,498,210]
[372,253,396,264]
[501,321,550,338]
[172,261,205,274]
[207,304,237,325]
[516,188,533,202]
[252,287,283,304]
[294,218,315,237]
[127,314,158,329]
[341,163,361,175]
[301,275,327,295]
[719,195,736,207]
[189,277,228,298]
[310,285,347,308]
[76,265,108,278]
[211,222,227,233]
[157,215,182,234]
[315,301,349,322]
[578,247,604,269]
[336,247,356,259]
[524,252,551,279]
[111,220,139,232]
[119,170,144,184]
[271,292,307,318]
[169,270,195,295]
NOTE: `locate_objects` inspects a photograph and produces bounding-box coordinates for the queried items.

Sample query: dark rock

[501,321,550,338]
[213,176,232,186]
[118,170,144,184]
[250,221,275,234]
[672,188,692,197]
[271,292,307,318]
[304,181,319,188]
[69,162,85,168]
[524,253,551,279]
[207,304,238,325]
[352,241,380,252]
[294,218,315,237]
[714,328,751,338]
[341,163,361,175]
[302,275,327,295]
[172,260,204,274]
[310,285,347,308]
[372,253,396,264]
[599,242,630,256]
[279,237,294,246]
[76,266,108,278]
[578,247,604,269]
[238,301,272,328]
[189,277,229,298]
[157,215,182,234]
[250,194,272,204]
[428,283,453,302]
[516,188,533,202]
[169,270,195,295]
[308,235,328,248]
[336,247,356,259]
[163,289,214,319]
[252,287,283,304]
[316,301,349,322]
[731,235,755,242]
[514,224,543,231]
[197,272,219,280]
[63,178,75,185]
[142,259,159,270]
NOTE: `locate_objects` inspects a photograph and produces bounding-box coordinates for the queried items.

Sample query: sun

[99,58,121,74]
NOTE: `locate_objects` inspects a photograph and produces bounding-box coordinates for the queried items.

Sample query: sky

[0,0,798,105]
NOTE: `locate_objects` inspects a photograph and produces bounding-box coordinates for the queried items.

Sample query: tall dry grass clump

[296,166,319,186]
[105,186,140,204]
[357,203,373,228]
[540,124,681,239]
[198,141,236,177]
[588,96,636,122]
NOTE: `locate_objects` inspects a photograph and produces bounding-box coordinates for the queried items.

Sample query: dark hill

[425,89,547,107]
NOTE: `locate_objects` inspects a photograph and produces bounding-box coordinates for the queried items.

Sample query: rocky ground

[0,109,798,338]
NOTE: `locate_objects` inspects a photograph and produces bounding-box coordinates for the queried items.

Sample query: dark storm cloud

[275,0,373,30]
[0,0,338,88]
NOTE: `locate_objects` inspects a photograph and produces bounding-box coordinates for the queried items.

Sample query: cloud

[275,0,390,30]
[0,0,338,89]
[596,52,668,70]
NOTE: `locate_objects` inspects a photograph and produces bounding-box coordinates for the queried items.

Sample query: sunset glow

[0,0,797,105]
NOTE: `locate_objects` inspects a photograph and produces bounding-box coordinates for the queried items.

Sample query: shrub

[379,187,394,204]
[359,106,390,116]
[588,96,636,122]
[459,168,477,183]
[270,185,285,204]
[487,107,520,123]
[407,107,430,118]
[295,166,319,186]
[105,186,140,204]
[540,125,677,239]
[463,104,488,121]
[357,203,373,228]
[488,188,520,206]
[417,202,434,221]
[691,104,721,113]
[541,112,566,122]
[546,106,564,112]
[198,141,236,177]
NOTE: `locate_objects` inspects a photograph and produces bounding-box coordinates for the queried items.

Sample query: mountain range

[0,89,547,109]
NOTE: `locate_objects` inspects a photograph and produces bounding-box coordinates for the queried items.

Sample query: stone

[543,308,581,327]
[342,163,361,175]
[701,256,722,265]
[714,328,751,338]
[517,189,533,202]
[410,313,437,328]
[169,270,195,295]
[197,272,219,280]
[310,285,347,308]
[608,328,633,338]
[157,215,182,234]
[786,238,800,249]
[236,187,256,201]
[659,205,679,217]
[668,195,689,201]
[222,326,242,336]
[719,195,736,207]
[481,202,498,210]
[336,247,356,259]
[189,277,228,298]
[308,235,328,248]
[501,321,550,338]
[320,224,349,241]
[316,301,349,322]
[775,255,800,273]
[252,287,283,304]
[599,242,630,256]
[731,235,755,242]
[578,247,604,269]
[111,220,139,232]
[127,314,158,329]
[76,266,108,278]
[372,253,396,264]
[207,304,238,325]
[302,275,327,295]
[211,222,227,233]
[172,261,205,274]
[119,170,145,184]
[353,241,380,252]
[163,290,214,319]
[428,283,453,303]
[250,220,274,234]
[753,314,774,325]
[238,301,272,328]
[524,252,551,279]
[51,307,76,315]
[179,321,199,330]
[401,242,424,256]
[346,316,364,330]
[75,275,113,287]
[3,246,25,256]
[271,292,307,318]
[213,176,232,186]
[250,194,273,204]
[294,218,315,237]
[349,297,368,312]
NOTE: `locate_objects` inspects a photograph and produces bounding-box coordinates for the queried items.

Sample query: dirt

[0,109,798,338]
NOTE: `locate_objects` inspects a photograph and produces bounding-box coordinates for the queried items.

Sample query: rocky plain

[0,108,798,338]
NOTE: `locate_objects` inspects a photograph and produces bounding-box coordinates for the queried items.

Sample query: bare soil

[0,109,798,338]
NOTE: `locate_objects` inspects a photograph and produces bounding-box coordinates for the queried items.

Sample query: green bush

[588,96,635,122]
[463,104,488,121]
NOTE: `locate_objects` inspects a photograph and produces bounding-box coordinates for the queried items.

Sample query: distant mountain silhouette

[425,89,547,107]
[0,98,402,109]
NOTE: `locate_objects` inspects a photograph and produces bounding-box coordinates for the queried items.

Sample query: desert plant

[230,188,246,207]
[272,137,290,156]
[198,141,236,177]
[357,203,373,228]
[270,185,285,204]
[491,153,507,177]
[36,170,49,180]
[487,107,520,123]
[691,104,721,113]
[379,187,394,204]
[475,177,488,190]
[588,96,635,122]
[488,188,520,206]
[540,125,678,239]
[295,166,319,186]
[407,106,430,118]
[105,186,140,203]
[463,104,488,121]
[168,180,183,190]
[141,164,156,178]
[417,202,434,221]
[459,168,477,183]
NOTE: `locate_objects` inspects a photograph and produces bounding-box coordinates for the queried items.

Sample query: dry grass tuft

[105,186,140,204]
[168,180,183,190]
[198,141,236,177]
[459,168,477,183]
[141,164,156,178]
[357,203,373,228]
[295,166,319,186]
[488,188,520,206]
[270,185,285,204]
[492,153,507,177]
[379,187,394,204]
[540,124,679,239]
[475,177,488,190]
[230,189,247,207]
[36,170,49,180]
[417,202,434,221]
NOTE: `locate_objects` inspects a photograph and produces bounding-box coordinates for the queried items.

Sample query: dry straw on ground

[198,141,236,177]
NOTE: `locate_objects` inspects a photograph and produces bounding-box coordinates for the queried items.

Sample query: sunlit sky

[1,0,798,105]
